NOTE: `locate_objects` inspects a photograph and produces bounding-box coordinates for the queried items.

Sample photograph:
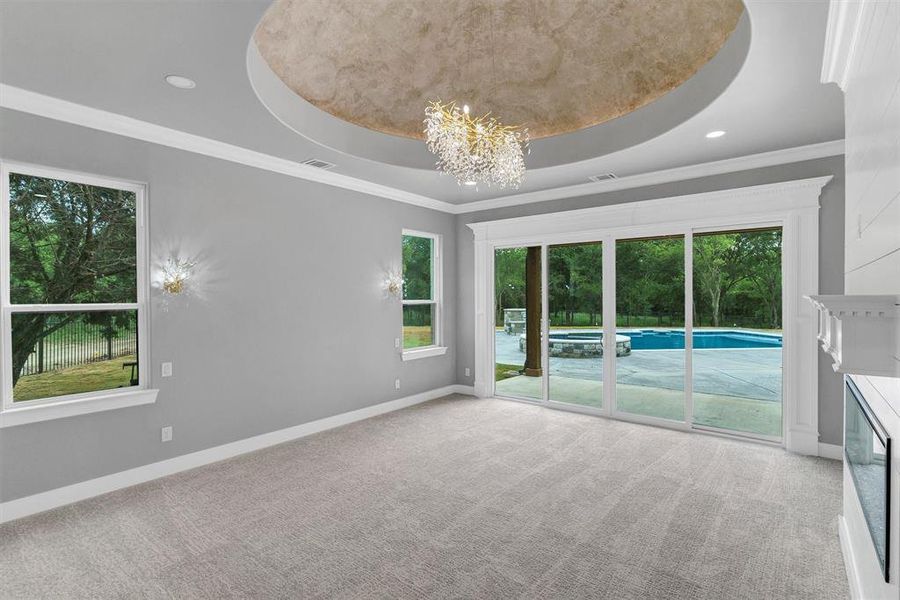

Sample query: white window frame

[401,229,447,360]
[0,161,157,427]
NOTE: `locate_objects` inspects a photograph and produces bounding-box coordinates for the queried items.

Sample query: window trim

[0,161,156,426]
[401,229,446,360]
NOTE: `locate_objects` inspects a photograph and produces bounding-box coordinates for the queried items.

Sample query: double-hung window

[401,230,446,360]
[1,162,154,426]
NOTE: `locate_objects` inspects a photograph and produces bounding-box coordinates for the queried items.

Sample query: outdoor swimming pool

[495,328,784,406]
[534,329,782,351]
[628,329,782,350]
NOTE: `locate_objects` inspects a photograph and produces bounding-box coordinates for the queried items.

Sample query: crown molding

[821,0,866,90]
[467,176,833,242]
[0,84,455,213]
[1,84,844,217]
[452,139,845,215]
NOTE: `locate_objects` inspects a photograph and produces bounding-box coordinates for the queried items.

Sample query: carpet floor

[0,395,847,599]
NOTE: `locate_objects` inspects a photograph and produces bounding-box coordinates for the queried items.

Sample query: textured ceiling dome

[254,0,744,140]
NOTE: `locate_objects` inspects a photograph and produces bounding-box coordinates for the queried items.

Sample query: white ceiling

[0,1,843,207]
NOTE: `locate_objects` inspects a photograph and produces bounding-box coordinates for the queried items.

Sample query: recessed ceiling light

[705,130,726,139]
[464,180,477,186]
[165,74,196,89]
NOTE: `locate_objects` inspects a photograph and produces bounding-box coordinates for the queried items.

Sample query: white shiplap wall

[823,1,900,598]
[842,0,900,294]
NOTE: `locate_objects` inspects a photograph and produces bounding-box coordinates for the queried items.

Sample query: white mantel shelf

[806,295,900,377]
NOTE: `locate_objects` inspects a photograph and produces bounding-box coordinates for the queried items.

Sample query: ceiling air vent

[301,158,336,170]
[588,173,617,183]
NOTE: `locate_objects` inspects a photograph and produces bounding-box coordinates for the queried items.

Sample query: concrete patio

[494,330,782,437]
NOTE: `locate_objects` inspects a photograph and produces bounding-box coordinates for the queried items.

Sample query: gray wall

[455,155,846,445]
[0,110,458,502]
[0,107,846,504]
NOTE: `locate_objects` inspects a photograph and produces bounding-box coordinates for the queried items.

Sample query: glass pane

[494,246,542,401]
[403,304,434,349]
[8,173,137,304]
[402,234,433,300]
[692,228,783,437]
[845,380,889,579]
[12,310,139,402]
[548,243,603,408]
[615,236,685,421]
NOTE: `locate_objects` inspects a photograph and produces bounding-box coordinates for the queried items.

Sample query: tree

[743,230,783,328]
[9,174,136,386]
[615,237,683,326]
[693,233,750,327]
[401,235,432,301]
[493,247,526,324]
[692,230,782,329]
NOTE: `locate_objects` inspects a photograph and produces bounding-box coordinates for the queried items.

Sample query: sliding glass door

[691,227,783,438]
[547,242,603,409]
[614,235,686,422]
[494,246,542,401]
[489,227,784,442]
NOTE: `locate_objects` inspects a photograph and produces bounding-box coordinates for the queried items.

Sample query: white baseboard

[818,442,843,460]
[450,384,475,395]
[839,515,863,600]
[786,427,822,456]
[0,384,473,524]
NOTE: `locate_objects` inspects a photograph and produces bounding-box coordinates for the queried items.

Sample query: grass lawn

[496,363,523,381]
[13,354,137,402]
[403,326,433,349]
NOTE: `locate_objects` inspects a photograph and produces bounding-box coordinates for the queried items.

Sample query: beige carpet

[0,395,847,599]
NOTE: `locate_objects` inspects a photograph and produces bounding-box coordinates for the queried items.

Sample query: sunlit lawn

[496,363,522,381]
[403,326,433,349]
[13,354,137,402]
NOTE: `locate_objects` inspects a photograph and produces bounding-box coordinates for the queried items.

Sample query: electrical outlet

[161,426,173,442]
[395,378,401,390]
[465,367,471,377]
[394,338,400,349]
[161,362,173,377]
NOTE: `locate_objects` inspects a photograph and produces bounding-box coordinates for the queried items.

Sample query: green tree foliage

[693,229,782,329]
[402,235,433,326]
[693,234,747,327]
[493,247,527,324]
[548,244,602,326]
[8,174,136,385]
[492,230,782,331]
[616,237,685,327]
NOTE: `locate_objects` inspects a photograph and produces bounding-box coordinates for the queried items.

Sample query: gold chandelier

[423,100,529,189]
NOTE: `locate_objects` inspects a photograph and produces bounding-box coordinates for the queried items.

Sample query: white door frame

[468,176,832,455]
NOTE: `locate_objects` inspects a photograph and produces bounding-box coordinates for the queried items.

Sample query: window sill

[402,346,449,361]
[0,388,159,428]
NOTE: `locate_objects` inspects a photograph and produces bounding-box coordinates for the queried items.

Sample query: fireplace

[845,377,892,582]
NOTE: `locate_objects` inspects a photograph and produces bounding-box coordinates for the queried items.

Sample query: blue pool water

[548,330,782,350]
[626,330,781,350]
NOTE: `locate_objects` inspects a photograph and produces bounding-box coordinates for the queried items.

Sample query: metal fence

[21,319,137,376]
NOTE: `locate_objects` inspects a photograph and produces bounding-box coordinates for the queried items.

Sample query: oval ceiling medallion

[254,0,744,141]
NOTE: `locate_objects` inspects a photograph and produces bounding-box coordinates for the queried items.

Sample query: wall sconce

[384,270,404,298]
[162,257,195,295]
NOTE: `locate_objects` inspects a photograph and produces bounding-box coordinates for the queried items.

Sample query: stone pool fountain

[519,331,632,357]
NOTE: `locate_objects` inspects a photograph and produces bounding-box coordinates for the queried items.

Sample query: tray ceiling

[254,0,744,140]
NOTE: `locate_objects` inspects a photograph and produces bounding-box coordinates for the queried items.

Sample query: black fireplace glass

[845,378,891,582]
